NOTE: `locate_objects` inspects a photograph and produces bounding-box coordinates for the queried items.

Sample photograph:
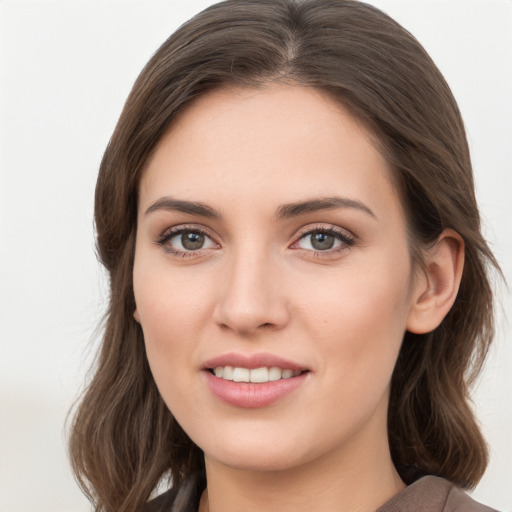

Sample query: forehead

[139,84,402,223]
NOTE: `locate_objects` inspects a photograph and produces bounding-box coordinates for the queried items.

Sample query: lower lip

[204,371,308,408]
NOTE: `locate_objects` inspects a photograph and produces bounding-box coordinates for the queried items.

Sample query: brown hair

[69,1,500,511]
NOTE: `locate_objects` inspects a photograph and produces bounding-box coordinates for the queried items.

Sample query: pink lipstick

[202,352,310,408]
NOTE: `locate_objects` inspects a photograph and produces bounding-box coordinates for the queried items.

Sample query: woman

[69,1,501,511]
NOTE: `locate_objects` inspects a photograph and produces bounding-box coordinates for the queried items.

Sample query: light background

[0,1,510,511]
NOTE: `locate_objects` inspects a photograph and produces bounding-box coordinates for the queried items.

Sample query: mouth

[208,366,308,383]
[202,353,310,408]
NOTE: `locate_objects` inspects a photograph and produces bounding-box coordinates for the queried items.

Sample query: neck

[202,423,404,512]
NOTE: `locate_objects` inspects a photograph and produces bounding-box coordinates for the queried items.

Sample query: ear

[406,229,464,334]
[133,308,141,323]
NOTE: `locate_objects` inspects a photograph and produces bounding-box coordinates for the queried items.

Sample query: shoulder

[377,476,499,512]
[445,482,498,512]
[146,474,498,512]
[143,472,204,512]
[143,487,178,512]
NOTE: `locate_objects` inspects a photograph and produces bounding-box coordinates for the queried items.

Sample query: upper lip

[202,352,308,372]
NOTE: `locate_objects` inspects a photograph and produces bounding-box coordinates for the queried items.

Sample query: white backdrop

[1,1,510,511]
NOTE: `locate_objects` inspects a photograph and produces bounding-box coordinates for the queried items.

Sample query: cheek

[289,275,409,450]
[134,257,211,336]
[294,258,412,388]
[134,283,204,424]
[132,260,213,397]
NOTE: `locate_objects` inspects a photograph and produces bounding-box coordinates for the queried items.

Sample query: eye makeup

[290,224,356,260]
[154,221,357,261]
[155,224,219,258]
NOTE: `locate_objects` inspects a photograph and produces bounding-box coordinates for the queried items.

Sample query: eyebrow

[144,195,375,220]
[275,196,376,219]
[145,197,222,218]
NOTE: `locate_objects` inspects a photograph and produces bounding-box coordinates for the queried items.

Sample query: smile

[203,354,310,408]
[211,366,304,383]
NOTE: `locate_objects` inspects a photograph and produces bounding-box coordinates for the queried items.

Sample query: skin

[133,84,463,512]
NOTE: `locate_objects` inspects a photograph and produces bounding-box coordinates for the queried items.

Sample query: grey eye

[181,232,205,250]
[298,231,343,251]
[310,232,335,250]
[166,230,216,252]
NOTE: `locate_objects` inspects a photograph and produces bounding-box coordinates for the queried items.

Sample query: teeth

[268,367,282,381]
[281,369,293,379]
[222,366,233,380]
[212,366,302,383]
[233,367,250,382]
[249,367,268,383]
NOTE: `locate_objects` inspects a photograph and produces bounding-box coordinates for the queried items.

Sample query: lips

[203,352,307,372]
[202,353,310,408]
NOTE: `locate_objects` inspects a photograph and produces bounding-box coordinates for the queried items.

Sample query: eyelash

[292,225,356,258]
[155,224,356,259]
[156,225,218,258]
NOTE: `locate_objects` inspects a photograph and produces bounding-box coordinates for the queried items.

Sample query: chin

[198,427,323,474]
[207,447,307,473]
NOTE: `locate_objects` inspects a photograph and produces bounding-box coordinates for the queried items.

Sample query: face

[133,84,422,473]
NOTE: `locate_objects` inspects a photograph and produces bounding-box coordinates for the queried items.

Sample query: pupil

[182,232,204,250]
[311,232,334,250]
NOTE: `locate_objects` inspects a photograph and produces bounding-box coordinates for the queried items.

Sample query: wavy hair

[69,1,500,511]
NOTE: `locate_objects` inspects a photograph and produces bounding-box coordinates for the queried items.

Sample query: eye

[299,232,339,251]
[293,226,355,254]
[157,227,218,254]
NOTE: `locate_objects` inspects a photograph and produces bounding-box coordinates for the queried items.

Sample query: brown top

[376,476,497,512]
[144,474,498,512]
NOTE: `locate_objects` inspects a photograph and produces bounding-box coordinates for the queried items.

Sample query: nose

[212,248,290,336]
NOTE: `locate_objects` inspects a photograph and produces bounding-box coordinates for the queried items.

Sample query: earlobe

[406,229,464,334]
[133,309,141,323]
